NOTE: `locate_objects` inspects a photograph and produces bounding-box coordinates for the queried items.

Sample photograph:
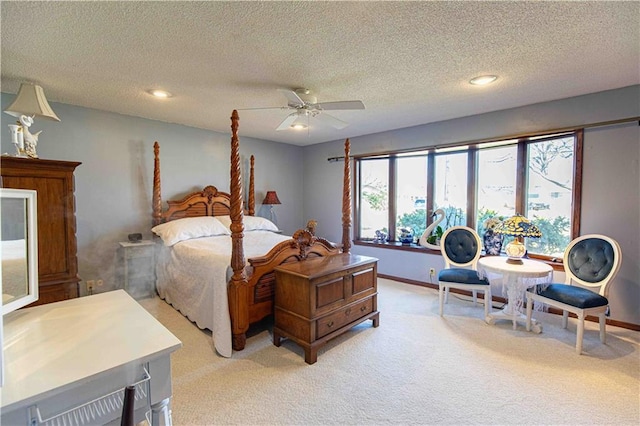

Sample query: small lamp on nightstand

[494,214,542,264]
[262,191,281,223]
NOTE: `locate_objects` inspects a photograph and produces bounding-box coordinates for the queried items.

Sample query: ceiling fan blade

[315,100,365,110]
[237,106,292,111]
[278,89,305,107]
[275,113,299,131]
[315,112,349,129]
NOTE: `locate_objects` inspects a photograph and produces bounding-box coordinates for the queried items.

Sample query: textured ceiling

[1,1,638,146]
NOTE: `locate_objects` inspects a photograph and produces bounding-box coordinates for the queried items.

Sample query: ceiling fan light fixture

[290,115,308,130]
[469,75,498,86]
[147,89,173,98]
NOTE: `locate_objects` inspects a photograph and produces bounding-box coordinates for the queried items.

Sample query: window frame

[354,129,583,265]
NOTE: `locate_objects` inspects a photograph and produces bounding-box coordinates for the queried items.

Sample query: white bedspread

[155,231,290,357]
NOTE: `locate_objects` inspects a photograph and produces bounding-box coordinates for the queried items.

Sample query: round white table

[478,256,553,332]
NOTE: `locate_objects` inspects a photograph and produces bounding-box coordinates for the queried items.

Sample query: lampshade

[262,191,281,205]
[4,83,60,121]
[495,214,541,238]
[495,214,542,264]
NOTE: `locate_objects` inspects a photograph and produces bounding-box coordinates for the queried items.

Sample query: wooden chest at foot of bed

[273,253,379,364]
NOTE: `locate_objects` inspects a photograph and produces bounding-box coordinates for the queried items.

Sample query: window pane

[434,152,467,230]
[525,137,574,257]
[396,157,428,240]
[359,159,389,239]
[476,145,517,234]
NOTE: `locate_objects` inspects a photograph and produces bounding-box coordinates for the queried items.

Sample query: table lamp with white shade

[4,83,60,158]
[494,214,542,264]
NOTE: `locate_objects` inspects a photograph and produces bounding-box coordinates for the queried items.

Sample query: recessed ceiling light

[469,75,498,86]
[147,89,173,98]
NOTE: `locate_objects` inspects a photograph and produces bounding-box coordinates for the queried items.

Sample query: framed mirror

[1,188,38,314]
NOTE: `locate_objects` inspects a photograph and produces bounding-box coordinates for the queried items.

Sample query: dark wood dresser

[273,253,379,364]
[1,156,81,306]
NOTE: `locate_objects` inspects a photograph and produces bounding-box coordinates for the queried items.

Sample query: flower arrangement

[483,216,503,231]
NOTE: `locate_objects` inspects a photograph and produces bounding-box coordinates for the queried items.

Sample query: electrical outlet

[87,280,95,292]
[96,279,104,287]
[429,268,436,277]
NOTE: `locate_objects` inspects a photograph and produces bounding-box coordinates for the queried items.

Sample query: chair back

[563,234,622,298]
[440,226,482,269]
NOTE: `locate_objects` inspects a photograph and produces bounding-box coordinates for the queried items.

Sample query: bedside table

[118,240,156,299]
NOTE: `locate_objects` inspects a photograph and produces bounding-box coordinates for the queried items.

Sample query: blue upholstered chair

[525,234,622,354]
[438,226,492,319]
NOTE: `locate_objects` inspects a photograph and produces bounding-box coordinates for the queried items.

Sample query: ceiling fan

[245,88,365,131]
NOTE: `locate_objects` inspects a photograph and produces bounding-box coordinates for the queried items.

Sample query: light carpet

[139,279,639,425]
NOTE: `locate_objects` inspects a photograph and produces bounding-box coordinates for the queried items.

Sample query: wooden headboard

[152,141,255,226]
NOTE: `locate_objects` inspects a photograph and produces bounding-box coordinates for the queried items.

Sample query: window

[355,131,582,261]
[524,136,575,258]
[476,144,517,232]
[434,151,468,229]
[357,158,389,239]
[396,156,427,239]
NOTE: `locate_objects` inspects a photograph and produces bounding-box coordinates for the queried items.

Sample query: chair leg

[439,285,445,316]
[445,286,450,304]
[576,313,585,354]
[483,288,490,318]
[599,313,607,344]
[562,311,569,329]
[471,290,477,306]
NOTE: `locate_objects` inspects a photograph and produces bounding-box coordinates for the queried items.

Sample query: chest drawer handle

[327,321,334,328]
[345,308,351,316]
[360,305,367,312]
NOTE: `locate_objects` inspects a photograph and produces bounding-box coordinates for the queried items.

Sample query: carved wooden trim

[162,185,231,221]
[342,139,352,253]
[228,109,249,350]
[152,141,162,226]
[248,155,255,216]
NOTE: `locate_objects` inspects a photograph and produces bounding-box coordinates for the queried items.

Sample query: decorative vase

[399,227,414,244]
[483,229,503,255]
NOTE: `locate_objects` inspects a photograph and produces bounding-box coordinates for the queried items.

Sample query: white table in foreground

[478,256,553,332]
[1,290,182,425]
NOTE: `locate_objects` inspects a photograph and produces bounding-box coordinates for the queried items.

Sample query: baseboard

[378,273,640,332]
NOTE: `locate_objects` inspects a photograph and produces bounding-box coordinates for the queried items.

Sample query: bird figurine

[19,115,41,158]
[418,209,445,250]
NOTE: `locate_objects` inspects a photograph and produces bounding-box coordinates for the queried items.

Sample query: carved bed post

[152,141,162,226]
[342,139,352,253]
[228,110,249,351]
[248,155,255,216]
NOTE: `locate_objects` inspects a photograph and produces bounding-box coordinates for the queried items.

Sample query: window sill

[353,239,565,271]
[353,239,440,253]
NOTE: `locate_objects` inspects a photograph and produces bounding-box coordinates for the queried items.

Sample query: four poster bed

[151,110,353,356]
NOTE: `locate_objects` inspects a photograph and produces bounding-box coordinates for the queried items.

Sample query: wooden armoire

[1,156,81,306]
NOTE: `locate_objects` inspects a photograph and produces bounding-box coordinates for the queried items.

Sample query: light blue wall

[2,85,638,326]
[1,97,305,293]
[303,85,640,326]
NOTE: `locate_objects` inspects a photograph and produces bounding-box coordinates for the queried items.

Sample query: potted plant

[426,225,443,246]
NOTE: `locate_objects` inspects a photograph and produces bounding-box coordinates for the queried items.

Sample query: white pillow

[217,215,279,232]
[151,216,230,246]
